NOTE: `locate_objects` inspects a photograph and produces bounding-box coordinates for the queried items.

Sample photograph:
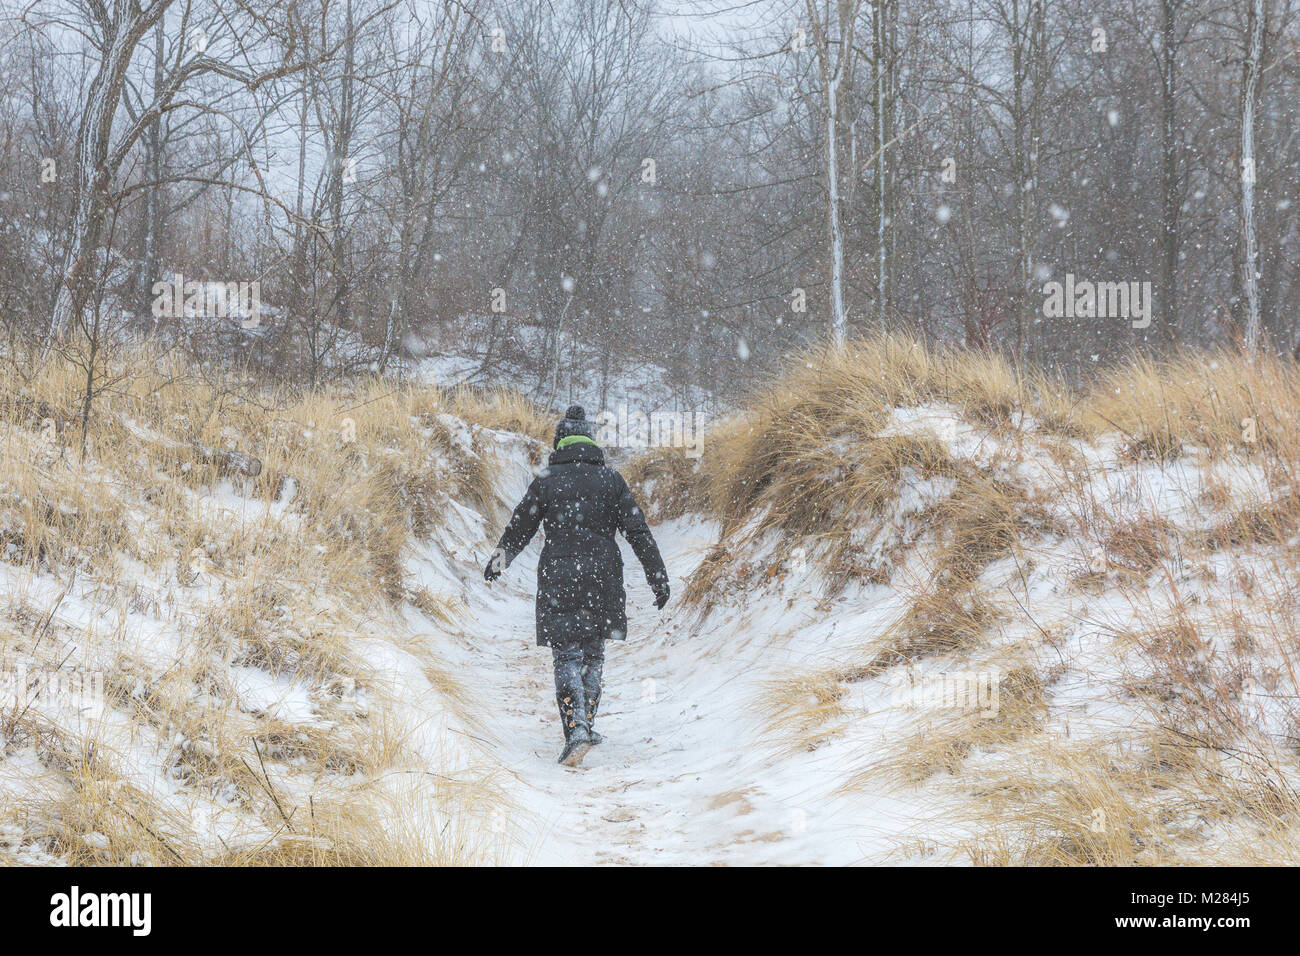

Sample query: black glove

[484,548,506,582]
[652,580,670,610]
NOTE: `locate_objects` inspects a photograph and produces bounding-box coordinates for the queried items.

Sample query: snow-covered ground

[419,518,941,865]
[7,369,1297,865]
[398,397,1300,866]
[409,320,717,422]
[404,433,967,865]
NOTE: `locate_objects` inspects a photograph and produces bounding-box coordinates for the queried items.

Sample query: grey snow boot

[553,642,594,765]
[582,655,604,746]
[558,727,593,767]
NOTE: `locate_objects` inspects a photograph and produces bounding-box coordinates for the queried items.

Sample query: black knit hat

[553,404,596,448]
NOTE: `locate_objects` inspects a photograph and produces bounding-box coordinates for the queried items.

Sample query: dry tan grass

[866,588,999,675]
[754,668,848,754]
[1084,349,1300,460]
[0,342,539,865]
[444,384,553,447]
[1102,515,1177,575]
[674,336,1084,607]
[950,722,1300,866]
[11,333,1300,866]
[956,738,1183,865]
[687,336,1300,865]
[869,662,1048,786]
[622,446,707,524]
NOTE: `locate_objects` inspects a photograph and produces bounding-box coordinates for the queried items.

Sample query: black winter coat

[495,440,667,646]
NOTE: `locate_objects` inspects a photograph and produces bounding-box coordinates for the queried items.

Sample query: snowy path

[418,515,936,866]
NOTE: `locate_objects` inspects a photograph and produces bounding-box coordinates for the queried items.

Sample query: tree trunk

[46,1,170,350]
[827,68,848,344]
[332,0,356,329]
[873,0,893,326]
[1240,0,1264,353]
[810,0,857,344]
[1158,0,1180,348]
[1011,0,1029,359]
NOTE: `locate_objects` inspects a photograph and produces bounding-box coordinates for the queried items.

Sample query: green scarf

[556,434,598,450]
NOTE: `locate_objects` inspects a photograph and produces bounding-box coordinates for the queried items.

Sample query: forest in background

[0,0,1296,406]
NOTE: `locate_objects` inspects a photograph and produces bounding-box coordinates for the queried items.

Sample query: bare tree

[806,0,862,343]
[41,0,174,348]
[1240,0,1265,352]
[32,0,383,352]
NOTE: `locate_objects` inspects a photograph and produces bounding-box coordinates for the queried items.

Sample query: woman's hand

[484,548,506,582]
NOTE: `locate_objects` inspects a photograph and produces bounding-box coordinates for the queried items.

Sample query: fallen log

[4,396,62,429]
[190,440,262,478]
[117,415,265,479]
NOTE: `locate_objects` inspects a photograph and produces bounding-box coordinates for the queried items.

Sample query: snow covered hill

[4,336,1300,865]
[403,336,1300,865]
[0,349,546,865]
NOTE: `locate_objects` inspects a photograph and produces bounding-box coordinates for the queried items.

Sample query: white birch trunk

[827,69,848,344]
[874,0,887,323]
[46,1,171,351]
[1241,0,1264,353]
